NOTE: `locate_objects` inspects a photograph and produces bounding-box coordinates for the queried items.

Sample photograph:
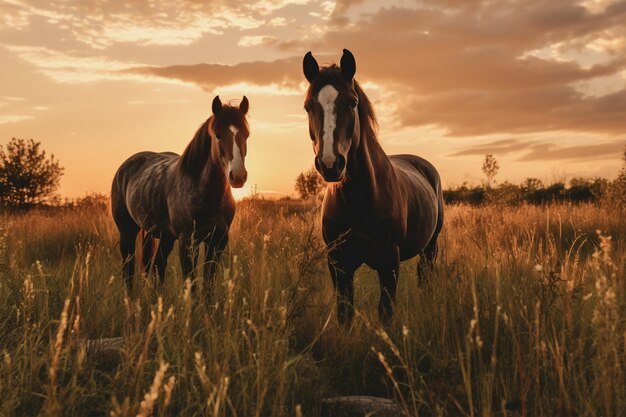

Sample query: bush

[0,138,64,208]
[295,166,325,200]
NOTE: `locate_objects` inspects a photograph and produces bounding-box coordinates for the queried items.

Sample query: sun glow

[231,186,252,201]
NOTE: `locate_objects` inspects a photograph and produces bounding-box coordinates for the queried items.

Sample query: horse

[110,95,250,297]
[302,49,444,323]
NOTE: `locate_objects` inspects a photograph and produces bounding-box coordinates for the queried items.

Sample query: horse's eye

[349,99,358,109]
[215,134,222,140]
[304,104,310,113]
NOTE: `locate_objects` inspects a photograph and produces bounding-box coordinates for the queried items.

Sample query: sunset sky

[1,0,625,199]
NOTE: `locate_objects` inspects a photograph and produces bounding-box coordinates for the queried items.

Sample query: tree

[609,142,626,205]
[521,177,543,192]
[0,138,64,208]
[521,177,545,204]
[482,153,499,188]
[295,167,325,200]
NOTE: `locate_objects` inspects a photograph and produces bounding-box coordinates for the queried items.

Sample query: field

[0,200,625,417]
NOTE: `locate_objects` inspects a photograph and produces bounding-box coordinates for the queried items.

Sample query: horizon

[1,0,625,199]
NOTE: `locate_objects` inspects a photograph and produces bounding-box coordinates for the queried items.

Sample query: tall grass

[0,201,624,416]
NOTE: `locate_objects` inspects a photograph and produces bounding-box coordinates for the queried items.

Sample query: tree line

[443,177,619,205]
[444,152,626,205]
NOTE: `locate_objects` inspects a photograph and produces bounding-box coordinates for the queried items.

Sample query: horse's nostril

[336,155,346,171]
[229,171,234,182]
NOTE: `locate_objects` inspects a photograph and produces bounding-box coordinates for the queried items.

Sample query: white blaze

[317,85,338,168]
[228,125,245,180]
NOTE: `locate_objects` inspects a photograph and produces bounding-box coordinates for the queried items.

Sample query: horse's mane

[306,65,379,144]
[178,118,212,177]
[353,79,379,144]
[178,106,249,177]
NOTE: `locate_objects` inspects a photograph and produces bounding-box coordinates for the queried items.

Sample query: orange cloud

[330,0,367,24]
[238,35,278,47]
[516,141,625,161]
[451,138,624,161]
[128,57,302,91]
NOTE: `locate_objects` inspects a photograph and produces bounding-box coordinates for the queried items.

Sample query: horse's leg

[329,239,368,325]
[154,236,175,288]
[417,242,437,285]
[112,205,140,295]
[141,230,155,276]
[328,244,362,325]
[418,200,444,285]
[378,245,400,323]
[179,236,199,292]
[119,229,139,294]
[203,232,228,300]
[329,258,356,325]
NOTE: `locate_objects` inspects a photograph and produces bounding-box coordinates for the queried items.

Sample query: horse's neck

[200,156,228,200]
[343,133,396,211]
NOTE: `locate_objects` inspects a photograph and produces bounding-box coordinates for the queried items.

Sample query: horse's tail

[139,229,156,274]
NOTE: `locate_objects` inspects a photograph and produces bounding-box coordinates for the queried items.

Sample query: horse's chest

[323,204,398,248]
[168,193,234,238]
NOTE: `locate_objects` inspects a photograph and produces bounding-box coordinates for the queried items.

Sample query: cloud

[73,8,267,49]
[126,99,190,106]
[269,17,287,26]
[451,139,537,156]
[330,0,366,23]
[1,96,25,101]
[517,141,624,161]
[0,114,34,125]
[238,35,278,47]
[580,0,623,14]
[128,57,302,92]
[249,0,312,15]
[0,0,73,30]
[4,45,185,84]
[402,86,626,136]
[451,138,625,161]
[1,0,269,49]
[1,0,319,49]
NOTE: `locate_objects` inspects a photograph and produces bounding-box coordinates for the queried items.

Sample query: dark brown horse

[302,50,444,323]
[111,95,250,296]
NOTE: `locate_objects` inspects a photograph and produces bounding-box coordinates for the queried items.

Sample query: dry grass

[0,201,624,416]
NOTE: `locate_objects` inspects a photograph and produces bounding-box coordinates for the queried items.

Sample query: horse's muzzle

[315,154,346,182]
[229,170,247,188]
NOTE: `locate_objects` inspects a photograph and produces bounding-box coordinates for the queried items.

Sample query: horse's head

[209,95,250,188]
[303,49,359,183]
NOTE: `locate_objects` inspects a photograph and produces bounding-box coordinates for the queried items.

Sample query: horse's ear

[240,96,249,114]
[303,51,319,83]
[212,95,222,115]
[340,49,356,81]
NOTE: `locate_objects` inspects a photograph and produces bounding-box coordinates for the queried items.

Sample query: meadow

[0,199,624,417]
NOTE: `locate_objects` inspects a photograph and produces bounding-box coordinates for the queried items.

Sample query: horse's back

[389,155,441,195]
[111,151,179,234]
[112,152,178,200]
